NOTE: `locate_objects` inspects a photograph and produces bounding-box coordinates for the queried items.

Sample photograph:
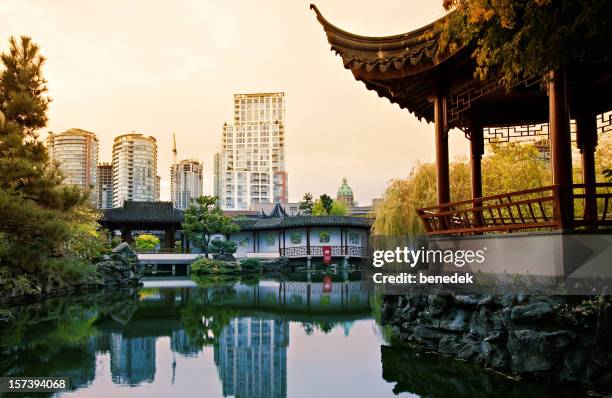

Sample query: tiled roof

[234,215,373,231]
[102,201,184,223]
[310,4,465,123]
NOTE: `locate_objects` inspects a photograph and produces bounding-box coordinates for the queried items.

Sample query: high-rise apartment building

[170,159,203,210]
[46,128,99,203]
[112,133,157,207]
[97,163,113,209]
[215,92,288,210]
[155,175,161,201]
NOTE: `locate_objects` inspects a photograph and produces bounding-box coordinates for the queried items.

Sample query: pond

[0,272,585,397]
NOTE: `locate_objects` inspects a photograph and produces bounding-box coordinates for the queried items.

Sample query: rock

[439,308,469,332]
[481,340,509,369]
[428,295,447,316]
[457,342,481,361]
[412,325,445,340]
[439,334,464,354]
[511,302,553,322]
[453,295,480,307]
[112,242,133,255]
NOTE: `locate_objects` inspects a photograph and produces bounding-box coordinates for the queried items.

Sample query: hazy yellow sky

[0,0,470,204]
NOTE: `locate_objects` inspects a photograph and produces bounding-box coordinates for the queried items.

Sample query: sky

[0,0,470,204]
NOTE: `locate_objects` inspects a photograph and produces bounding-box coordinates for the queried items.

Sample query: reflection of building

[97,163,113,209]
[171,159,203,209]
[336,177,354,208]
[110,333,156,386]
[215,93,288,210]
[46,128,99,204]
[214,318,288,398]
[171,329,201,357]
[112,133,158,207]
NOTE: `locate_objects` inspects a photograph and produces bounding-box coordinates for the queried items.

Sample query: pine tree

[0,36,86,271]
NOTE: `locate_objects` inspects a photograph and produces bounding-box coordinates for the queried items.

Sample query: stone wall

[381,294,612,392]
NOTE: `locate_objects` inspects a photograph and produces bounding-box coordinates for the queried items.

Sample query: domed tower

[336,177,354,208]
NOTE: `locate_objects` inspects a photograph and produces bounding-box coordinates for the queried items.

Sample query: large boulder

[511,302,553,322]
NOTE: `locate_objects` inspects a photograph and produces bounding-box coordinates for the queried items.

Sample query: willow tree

[372,143,551,235]
[0,36,85,270]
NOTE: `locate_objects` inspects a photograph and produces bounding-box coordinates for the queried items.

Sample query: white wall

[309,227,342,246]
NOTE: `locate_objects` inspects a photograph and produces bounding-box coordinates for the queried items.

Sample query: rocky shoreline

[381,294,612,393]
[0,243,142,323]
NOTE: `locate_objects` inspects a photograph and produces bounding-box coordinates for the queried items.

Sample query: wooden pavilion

[311,4,611,235]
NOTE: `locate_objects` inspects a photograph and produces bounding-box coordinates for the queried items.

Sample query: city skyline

[0,0,471,204]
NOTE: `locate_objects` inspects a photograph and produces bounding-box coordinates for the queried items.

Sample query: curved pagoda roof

[310,4,612,129]
[310,4,468,124]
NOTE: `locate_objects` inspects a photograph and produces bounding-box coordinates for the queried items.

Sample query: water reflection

[215,318,288,398]
[0,272,375,397]
[0,273,583,397]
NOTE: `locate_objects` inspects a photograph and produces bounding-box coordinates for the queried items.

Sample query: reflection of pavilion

[109,333,156,386]
[214,318,288,398]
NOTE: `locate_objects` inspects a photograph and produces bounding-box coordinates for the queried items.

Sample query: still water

[0,273,581,397]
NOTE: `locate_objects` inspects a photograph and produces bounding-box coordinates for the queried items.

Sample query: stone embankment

[0,243,142,312]
[382,294,611,392]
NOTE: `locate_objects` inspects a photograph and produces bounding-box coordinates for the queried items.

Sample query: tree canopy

[311,194,348,216]
[182,196,240,257]
[298,192,314,214]
[439,0,612,87]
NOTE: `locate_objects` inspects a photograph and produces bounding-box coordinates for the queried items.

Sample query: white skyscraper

[171,159,203,209]
[46,128,99,204]
[112,133,157,207]
[215,92,288,210]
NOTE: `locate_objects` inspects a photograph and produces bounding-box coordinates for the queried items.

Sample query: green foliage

[312,194,347,216]
[319,231,331,243]
[0,36,87,271]
[209,239,237,255]
[439,0,611,88]
[319,194,333,213]
[65,207,108,262]
[190,257,236,275]
[329,201,348,215]
[239,258,262,272]
[299,192,314,214]
[182,196,240,257]
[373,142,550,235]
[290,232,302,244]
[135,234,160,250]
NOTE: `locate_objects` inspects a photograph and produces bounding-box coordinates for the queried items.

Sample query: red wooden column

[469,120,484,227]
[548,69,574,229]
[575,110,598,224]
[434,94,450,205]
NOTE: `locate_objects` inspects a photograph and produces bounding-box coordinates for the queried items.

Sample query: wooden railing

[280,245,367,257]
[416,183,612,235]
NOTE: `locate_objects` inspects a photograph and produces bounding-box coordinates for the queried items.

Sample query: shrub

[240,258,262,273]
[135,234,160,250]
[209,240,238,255]
[190,258,236,275]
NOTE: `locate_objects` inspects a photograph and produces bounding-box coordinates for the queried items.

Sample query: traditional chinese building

[311,4,611,235]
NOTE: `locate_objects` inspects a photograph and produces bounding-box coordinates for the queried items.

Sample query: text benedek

[373,272,474,284]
